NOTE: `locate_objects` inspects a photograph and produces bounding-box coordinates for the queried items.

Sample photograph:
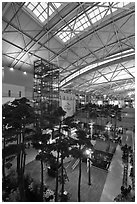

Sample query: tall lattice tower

[33,59,60,127]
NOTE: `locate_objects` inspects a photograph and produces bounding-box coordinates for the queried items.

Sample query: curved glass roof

[24,2,62,23]
[2,2,135,99]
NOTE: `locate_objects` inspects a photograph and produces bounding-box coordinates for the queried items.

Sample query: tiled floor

[25,157,108,202]
[100,144,123,202]
[24,143,124,202]
[9,143,125,202]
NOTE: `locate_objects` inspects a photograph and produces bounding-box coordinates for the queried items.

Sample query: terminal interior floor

[4,107,135,202]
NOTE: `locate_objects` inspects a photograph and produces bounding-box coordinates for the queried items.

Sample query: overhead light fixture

[10,68,14,71]
[23,71,27,75]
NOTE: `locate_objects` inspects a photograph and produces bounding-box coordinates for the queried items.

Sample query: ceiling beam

[50,8,134,61]
[61,53,134,87]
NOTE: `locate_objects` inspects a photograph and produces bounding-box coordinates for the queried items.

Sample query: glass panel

[107,9,111,15]
[112,8,117,12]
[64,26,70,31]
[39,15,45,22]
[42,11,47,19]
[96,14,101,21]
[31,2,38,7]
[62,38,68,42]
[94,8,100,16]
[56,2,129,43]
[54,3,61,8]
[59,34,64,39]
[117,2,124,8]
[65,35,70,41]
[99,6,106,13]
[123,2,129,6]
[40,2,47,9]
[80,15,87,24]
[88,10,95,19]
[37,4,44,13]
[33,9,40,17]
[83,22,89,29]
[71,33,75,38]
[28,3,34,11]
[74,21,81,29]
[91,17,97,24]
[49,7,54,16]
[100,10,106,18]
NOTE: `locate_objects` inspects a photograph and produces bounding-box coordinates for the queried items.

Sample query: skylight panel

[39,15,45,22]
[83,22,90,29]
[58,33,64,39]
[99,7,107,18]
[49,7,54,16]
[31,2,38,7]
[74,23,79,30]
[27,3,35,11]
[33,9,40,17]
[100,10,106,18]
[64,26,70,31]
[71,33,75,38]
[62,38,68,43]
[24,2,61,23]
[80,16,87,24]
[64,32,69,37]
[111,8,117,12]
[74,21,81,29]
[91,17,97,24]
[41,2,47,9]
[123,2,129,6]
[87,9,95,19]
[65,35,70,41]
[57,2,130,43]
[96,14,102,21]
[37,4,43,13]
[54,3,61,8]
[93,8,100,16]
[107,9,111,15]
[99,6,106,13]
[117,2,124,8]
[42,11,47,19]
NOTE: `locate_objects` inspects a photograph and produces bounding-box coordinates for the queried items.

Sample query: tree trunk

[2,134,6,181]
[114,116,117,138]
[40,159,44,201]
[78,156,82,202]
[61,153,64,201]
[17,128,26,201]
[17,133,20,173]
[55,150,59,202]
[19,170,25,201]
[2,157,6,181]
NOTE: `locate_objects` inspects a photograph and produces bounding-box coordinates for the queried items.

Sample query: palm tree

[70,129,92,202]
[2,98,35,201]
[33,128,56,201]
[12,98,35,201]
[2,103,14,181]
[109,105,122,137]
[50,106,66,202]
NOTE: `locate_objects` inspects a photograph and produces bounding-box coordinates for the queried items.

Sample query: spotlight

[10,68,14,71]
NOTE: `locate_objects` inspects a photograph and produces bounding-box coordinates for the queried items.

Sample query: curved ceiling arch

[2,2,135,99]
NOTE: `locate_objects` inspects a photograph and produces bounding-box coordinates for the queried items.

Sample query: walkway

[100,144,123,202]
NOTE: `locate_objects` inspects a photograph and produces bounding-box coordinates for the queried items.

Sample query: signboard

[61,100,75,117]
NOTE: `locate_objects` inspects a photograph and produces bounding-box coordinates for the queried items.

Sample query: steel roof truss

[12,3,32,66]
[120,63,135,78]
